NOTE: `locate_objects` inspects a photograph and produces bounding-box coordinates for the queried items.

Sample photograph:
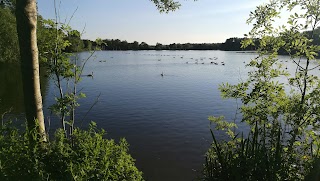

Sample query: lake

[1,50,307,181]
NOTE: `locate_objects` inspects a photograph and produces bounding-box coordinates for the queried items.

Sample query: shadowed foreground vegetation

[0,122,143,180]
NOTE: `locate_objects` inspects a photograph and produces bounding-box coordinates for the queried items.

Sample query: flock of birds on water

[158,56,225,76]
[84,51,303,78]
[140,53,228,77]
[89,52,248,77]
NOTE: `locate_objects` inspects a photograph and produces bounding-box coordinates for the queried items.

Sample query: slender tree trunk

[16,0,46,141]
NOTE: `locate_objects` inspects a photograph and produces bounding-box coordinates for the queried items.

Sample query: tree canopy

[0,3,18,63]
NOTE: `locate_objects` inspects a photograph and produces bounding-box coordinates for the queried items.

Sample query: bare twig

[81,93,101,127]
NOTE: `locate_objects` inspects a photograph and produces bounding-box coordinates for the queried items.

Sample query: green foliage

[204,126,278,180]
[0,6,86,64]
[83,40,93,51]
[203,119,319,180]
[0,6,19,63]
[65,30,85,53]
[38,18,96,135]
[0,0,15,11]
[0,122,143,181]
[203,0,320,180]
[150,0,181,13]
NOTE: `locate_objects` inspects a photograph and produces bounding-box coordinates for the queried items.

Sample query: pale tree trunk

[16,0,46,141]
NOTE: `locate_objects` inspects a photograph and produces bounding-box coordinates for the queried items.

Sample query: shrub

[0,122,143,181]
[202,123,319,180]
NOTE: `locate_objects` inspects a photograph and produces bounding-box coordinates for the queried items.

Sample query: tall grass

[202,121,320,181]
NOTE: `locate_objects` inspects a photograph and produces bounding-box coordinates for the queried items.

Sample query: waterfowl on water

[87,72,93,77]
[161,72,164,76]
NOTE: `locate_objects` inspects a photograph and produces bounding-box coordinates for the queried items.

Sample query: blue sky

[38,0,267,45]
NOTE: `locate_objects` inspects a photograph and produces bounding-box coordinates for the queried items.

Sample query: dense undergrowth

[0,122,143,181]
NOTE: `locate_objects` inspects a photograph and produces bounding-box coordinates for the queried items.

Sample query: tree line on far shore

[82,37,258,52]
[78,27,320,52]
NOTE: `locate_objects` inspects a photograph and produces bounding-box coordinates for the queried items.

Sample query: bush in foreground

[202,122,320,181]
[0,122,143,181]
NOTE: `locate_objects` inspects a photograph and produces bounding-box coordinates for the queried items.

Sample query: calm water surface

[2,50,312,181]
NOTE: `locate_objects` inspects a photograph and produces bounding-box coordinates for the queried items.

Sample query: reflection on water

[0,64,24,117]
[2,50,309,181]
[0,63,49,120]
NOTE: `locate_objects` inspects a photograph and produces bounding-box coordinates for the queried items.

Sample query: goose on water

[87,72,93,77]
